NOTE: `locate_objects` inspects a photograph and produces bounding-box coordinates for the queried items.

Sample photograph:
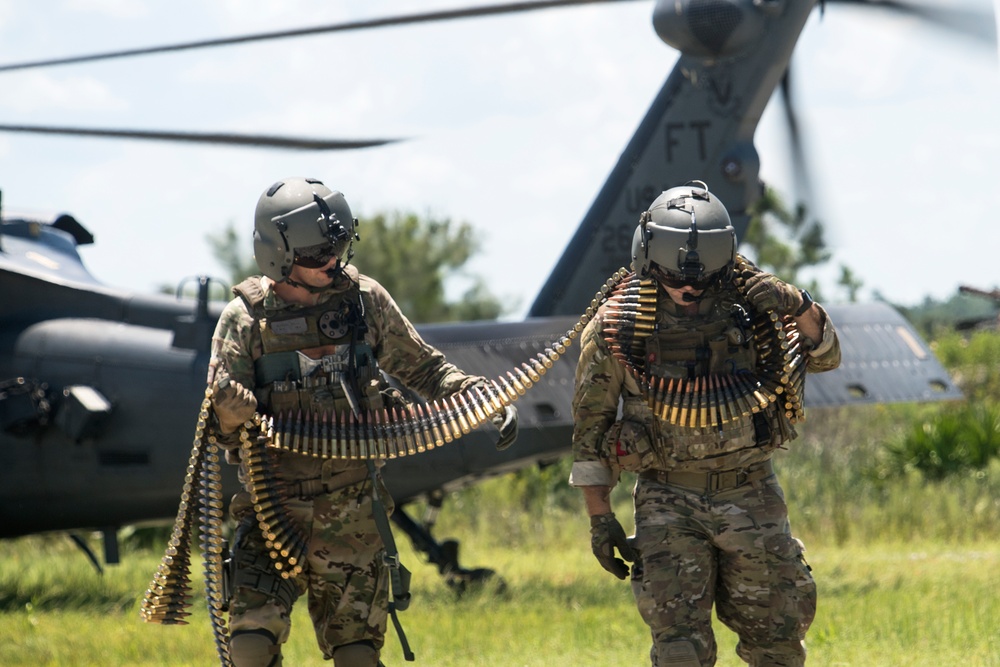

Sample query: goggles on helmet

[651,264,716,291]
[293,242,339,268]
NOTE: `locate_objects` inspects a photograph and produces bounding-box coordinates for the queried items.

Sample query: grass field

[3,405,1000,666]
[2,518,999,665]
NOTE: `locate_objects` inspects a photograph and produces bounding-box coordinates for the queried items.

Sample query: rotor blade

[0,124,400,150]
[0,0,643,73]
[828,0,997,46]
[779,68,814,208]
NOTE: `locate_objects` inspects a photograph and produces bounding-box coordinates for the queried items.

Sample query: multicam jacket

[569,276,840,487]
[210,264,484,481]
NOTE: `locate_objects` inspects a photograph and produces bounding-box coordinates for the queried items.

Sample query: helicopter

[0,0,975,580]
[956,285,1000,331]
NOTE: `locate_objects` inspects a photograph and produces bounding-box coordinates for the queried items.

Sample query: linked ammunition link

[733,257,809,423]
[604,262,810,428]
[140,389,233,667]
[258,268,634,460]
[199,432,232,667]
[241,418,308,579]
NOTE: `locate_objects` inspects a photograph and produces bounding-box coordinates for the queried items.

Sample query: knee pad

[332,641,379,667]
[657,640,701,667]
[230,629,282,667]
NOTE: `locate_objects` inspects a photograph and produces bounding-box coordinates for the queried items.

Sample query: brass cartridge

[456,392,480,430]
[464,388,487,425]
[417,402,443,448]
[511,366,532,391]
[410,406,427,454]
[451,395,471,435]
[695,377,709,429]
[411,403,433,451]
[440,398,462,442]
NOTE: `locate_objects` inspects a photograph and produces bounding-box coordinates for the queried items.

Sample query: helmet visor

[293,242,339,268]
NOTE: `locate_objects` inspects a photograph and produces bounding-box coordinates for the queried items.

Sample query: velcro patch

[269,317,308,335]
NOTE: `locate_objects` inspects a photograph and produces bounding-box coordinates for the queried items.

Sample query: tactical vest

[607,286,790,473]
[234,277,397,477]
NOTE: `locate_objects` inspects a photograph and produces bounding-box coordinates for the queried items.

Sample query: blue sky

[1,0,998,316]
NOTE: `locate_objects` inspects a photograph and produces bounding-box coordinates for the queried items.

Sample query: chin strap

[282,260,353,293]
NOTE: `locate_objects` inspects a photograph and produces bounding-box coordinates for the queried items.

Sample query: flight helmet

[631,180,736,288]
[253,177,357,281]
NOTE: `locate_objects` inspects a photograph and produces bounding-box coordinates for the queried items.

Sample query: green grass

[3,525,1000,665]
[3,398,1000,666]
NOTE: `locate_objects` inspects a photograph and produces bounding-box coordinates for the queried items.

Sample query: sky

[1,0,998,318]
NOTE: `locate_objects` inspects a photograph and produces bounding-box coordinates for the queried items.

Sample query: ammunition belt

[640,459,774,492]
[604,262,809,428]
[140,389,233,667]
[261,268,637,460]
[240,424,309,579]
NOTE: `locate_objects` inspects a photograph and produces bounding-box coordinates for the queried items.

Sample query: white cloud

[0,0,14,29]
[0,72,127,113]
[2,0,998,309]
[64,0,147,20]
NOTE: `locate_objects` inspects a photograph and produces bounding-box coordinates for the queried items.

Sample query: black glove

[589,513,637,580]
[491,404,519,451]
[743,272,806,316]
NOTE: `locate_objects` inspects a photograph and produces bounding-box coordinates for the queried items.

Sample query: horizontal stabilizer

[809,302,962,406]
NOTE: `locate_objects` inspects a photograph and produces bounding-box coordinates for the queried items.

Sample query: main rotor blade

[828,0,997,46]
[0,124,400,150]
[779,69,814,208]
[0,0,643,73]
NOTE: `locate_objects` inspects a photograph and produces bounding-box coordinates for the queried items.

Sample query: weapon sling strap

[366,460,415,662]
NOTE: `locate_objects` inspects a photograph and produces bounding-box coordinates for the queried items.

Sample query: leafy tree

[837,265,864,303]
[205,210,506,324]
[205,221,257,286]
[350,211,507,323]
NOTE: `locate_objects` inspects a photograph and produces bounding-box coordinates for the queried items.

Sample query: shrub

[877,402,1000,481]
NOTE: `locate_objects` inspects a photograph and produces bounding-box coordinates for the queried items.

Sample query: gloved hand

[589,513,637,580]
[211,378,257,434]
[491,404,519,451]
[743,272,805,316]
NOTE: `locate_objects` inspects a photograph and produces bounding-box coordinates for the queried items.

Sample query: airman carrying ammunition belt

[140,268,637,667]
[639,459,773,492]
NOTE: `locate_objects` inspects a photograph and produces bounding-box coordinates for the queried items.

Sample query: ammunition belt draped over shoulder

[599,271,802,474]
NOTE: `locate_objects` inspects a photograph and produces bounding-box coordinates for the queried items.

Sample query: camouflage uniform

[211,264,485,662]
[570,266,840,667]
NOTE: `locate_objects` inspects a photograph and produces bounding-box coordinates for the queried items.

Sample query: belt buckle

[708,472,725,491]
[709,469,748,491]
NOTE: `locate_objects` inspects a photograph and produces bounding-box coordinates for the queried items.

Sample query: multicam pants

[630,469,816,667]
[229,476,393,660]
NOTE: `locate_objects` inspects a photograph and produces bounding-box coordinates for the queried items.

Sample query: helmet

[253,177,357,281]
[631,180,736,284]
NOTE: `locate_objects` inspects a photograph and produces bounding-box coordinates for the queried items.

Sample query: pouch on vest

[603,419,659,473]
